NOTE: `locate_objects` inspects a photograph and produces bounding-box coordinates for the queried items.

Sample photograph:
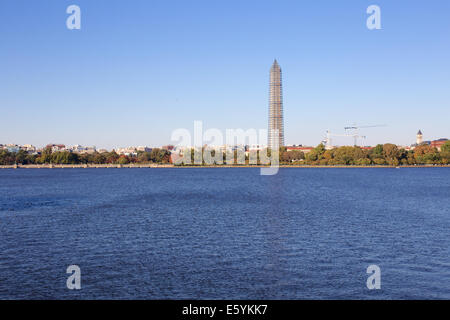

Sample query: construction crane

[344,124,386,130]
[344,124,386,146]
[323,130,365,150]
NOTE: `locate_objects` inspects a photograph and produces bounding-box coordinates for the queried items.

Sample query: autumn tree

[414,145,440,164]
[382,143,400,166]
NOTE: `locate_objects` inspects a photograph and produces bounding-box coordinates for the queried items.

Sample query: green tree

[0,150,15,165]
[305,144,325,164]
[414,145,439,164]
[39,147,52,163]
[105,151,119,164]
[333,146,356,165]
[281,150,305,163]
[118,155,130,164]
[382,143,400,165]
[372,144,383,156]
[15,150,28,164]
[93,152,107,164]
[441,141,450,153]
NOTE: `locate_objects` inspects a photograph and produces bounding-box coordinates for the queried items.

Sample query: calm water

[0,168,449,299]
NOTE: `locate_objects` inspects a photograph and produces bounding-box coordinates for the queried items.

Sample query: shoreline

[0,164,449,169]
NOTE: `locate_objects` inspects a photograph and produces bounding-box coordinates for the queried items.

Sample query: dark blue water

[0,168,449,299]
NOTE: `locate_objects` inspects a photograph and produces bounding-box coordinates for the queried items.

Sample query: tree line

[0,147,171,165]
[176,142,450,166]
[1,142,449,166]
[281,141,450,166]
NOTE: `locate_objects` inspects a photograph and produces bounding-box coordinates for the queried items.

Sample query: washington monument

[268,59,284,149]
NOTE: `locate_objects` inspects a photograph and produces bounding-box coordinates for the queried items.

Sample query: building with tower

[416,130,423,145]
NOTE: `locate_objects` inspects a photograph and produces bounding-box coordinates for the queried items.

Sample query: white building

[416,130,423,145]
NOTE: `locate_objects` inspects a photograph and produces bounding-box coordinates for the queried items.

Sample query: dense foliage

[1,141,449,166]
[286,141,450,166]
[0,148,171,165]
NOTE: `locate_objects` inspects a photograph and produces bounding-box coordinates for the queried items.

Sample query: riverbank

[0,164,172,169]
[1,164,449,169]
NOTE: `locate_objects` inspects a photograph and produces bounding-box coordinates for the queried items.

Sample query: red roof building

[286,146,314,154]
[431,139,448,151]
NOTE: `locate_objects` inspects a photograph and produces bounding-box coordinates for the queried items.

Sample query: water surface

[0,168,449,299]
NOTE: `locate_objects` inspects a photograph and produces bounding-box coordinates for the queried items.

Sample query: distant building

[21,144,36,153]
[136,146,152,153]
[69,145,96,154]
[161,145,174,151]
[80,147,96,154]
[246,144,264,152]
[431,138,448,151]
[0,144,36,153]
[46,144,66,152]
[70,145,84,153]
[6,144,20,153]
[116,147,137,156]
[416,130,423,145]
[411,130,448,150]
[116,146,153,155]
[411,130,426,149]
[286,146,314,154]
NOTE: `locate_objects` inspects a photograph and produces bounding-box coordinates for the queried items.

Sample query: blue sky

[1,0,449,149]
